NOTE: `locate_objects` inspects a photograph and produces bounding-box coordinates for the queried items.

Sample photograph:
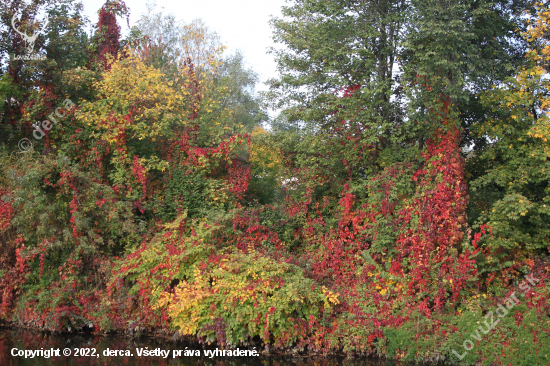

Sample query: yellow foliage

[153,250,337,342]
[77,52,186,143]
[249,127,283,176]
[478,2,550,146]
[155,280,212,335]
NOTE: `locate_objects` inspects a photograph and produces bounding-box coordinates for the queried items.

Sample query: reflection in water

[0,327,419,366]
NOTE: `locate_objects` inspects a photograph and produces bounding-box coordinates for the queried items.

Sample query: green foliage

[447,303,550,365]
[353,164,417,255]
[0,74,22,146]
[0,152,143,253]
[164,250,336,347]
[0,0,90,150]
[0,74,22,104]
[246,127,284,205]
[467,3,550,275]
[155,161,225,222]
[215,51,268,132]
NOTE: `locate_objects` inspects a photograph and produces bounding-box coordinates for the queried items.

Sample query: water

[0,327,421,366]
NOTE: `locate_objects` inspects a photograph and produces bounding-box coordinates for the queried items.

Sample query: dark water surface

[0,327,424,366]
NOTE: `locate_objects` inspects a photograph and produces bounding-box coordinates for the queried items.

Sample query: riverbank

[0,326,425,366]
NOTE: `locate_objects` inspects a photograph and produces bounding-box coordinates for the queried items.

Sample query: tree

[215,51,268,132]
[130,2,224,82]
[131,6,267,133]
[268,0,531,174]
[468,1,550,277]
[88,0,129,70]
[265,0,534,319]
[267,0,408,180]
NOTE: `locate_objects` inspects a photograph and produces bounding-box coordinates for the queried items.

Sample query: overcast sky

[80,0,286,92]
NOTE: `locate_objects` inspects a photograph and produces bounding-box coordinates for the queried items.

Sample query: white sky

[80,0,286,92]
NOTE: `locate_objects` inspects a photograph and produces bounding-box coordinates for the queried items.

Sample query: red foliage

[91,0,129,69]
[394,125,478,308]
[0,189,12,231]
[260,91,486,352]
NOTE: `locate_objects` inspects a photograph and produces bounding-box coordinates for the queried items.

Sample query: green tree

[215,51,268,132]
[267,0,532,205]
[131,5,267,133]
[468,2,550,276]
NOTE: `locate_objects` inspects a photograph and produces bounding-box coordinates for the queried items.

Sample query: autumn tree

[88,0,129,69]
[130,2,224,80]
[468,1,550,278]
[268,0,530,171]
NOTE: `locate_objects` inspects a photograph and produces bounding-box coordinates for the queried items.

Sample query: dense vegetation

[1,0,549,364]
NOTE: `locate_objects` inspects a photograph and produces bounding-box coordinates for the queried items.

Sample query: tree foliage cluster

[0,0,549,365]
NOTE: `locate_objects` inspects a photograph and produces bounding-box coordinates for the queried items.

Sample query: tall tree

[215,51,268,132]
[130,2,224,82]
[268,0,530,174]
[467,1,550,277]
